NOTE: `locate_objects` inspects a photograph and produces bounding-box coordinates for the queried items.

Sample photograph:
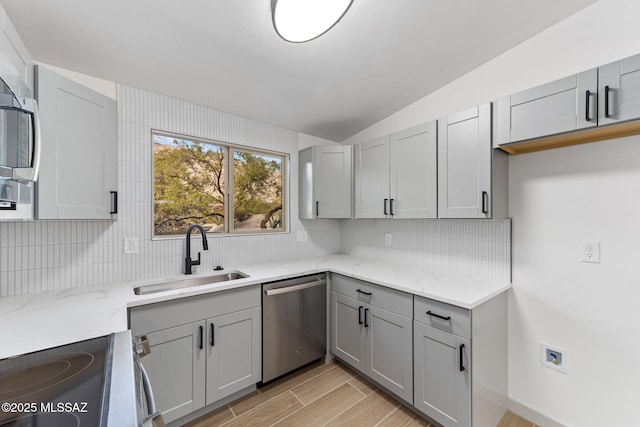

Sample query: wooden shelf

[497,120,640,155]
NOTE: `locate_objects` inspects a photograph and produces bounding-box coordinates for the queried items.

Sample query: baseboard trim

[508,397,567,427]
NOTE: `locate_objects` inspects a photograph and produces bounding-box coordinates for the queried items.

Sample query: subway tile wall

[340,219,511,282]
[0,85,341,296]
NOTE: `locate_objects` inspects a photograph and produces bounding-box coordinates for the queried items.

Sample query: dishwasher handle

[264,279,326,296]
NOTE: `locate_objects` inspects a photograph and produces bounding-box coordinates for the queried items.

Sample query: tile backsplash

[0,85,511,297]
[340,219,511,282]
[0,85,340,296]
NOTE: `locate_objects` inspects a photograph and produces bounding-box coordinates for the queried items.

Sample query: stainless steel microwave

[0,77,40,220]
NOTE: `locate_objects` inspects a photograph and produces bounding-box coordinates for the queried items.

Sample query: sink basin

[134,271,250,295]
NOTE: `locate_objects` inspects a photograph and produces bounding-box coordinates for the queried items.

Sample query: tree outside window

[152,132,286,237]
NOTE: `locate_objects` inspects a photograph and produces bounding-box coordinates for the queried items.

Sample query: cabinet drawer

[330,273,412,318]
[130,285,261,335]
[414,296,470,339]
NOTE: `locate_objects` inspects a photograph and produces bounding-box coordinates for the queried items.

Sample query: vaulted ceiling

[1,0,598,141]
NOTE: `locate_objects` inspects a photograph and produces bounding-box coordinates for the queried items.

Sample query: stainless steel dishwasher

[262,273,326,383]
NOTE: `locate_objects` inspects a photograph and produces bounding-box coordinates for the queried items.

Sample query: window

[152,131,287,237]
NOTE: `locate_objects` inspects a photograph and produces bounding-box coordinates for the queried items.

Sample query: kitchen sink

[133,271,250,295]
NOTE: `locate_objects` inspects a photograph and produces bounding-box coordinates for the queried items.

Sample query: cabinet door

[495,70,597,145]
[389,121,437,219]
[35,65,117,219]
[355,136,389,218]
[599,54,640,126]
[365,305,413,404]
[330,291,366,372]
[298,147,314,220]
[142,322,206,423]
[414,322,470,427]
[206,307,262,404]
[438,103,491,218]
[314,145,352,218]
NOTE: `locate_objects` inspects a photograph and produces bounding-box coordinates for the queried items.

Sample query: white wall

[509,136,640,426]
[344,0,640,425]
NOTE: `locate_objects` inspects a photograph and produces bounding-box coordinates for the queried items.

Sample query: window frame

[151,129,289,239]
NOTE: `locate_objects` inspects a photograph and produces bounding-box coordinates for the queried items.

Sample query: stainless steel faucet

[184,224,209,275]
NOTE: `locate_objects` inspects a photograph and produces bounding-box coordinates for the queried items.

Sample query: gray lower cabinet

[331,292,366,371]
[413,294,507,427]
[129,286,261,424]
[143,321,206,422]
[414,321,471,427]
[205,307,262,405]
[330,274,413,404]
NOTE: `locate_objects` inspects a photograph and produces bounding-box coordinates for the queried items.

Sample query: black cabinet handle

[585,90,592,121]
[358,306,364,325]
[364,308,369,327]
[198,325,203,350]
[390,198,395,216]
[459,344,466,372]
[605,85,611,118]
[110,191,118,214]
[383,198,388,215]
[356,289,372,296]
[210,323,215,347]
[426,310,451,321]
[481,191,488,215]
[316,201,319,217]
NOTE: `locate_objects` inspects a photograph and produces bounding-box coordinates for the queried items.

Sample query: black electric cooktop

[0,336,110,426]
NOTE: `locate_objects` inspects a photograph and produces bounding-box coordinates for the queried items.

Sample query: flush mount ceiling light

[272,0,354,43]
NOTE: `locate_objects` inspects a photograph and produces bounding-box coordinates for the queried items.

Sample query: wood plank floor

[184,359,535,427]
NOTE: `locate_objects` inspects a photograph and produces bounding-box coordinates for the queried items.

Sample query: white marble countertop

[0,254,510,359]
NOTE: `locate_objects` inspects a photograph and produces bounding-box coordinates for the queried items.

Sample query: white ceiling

[1,0,598,142]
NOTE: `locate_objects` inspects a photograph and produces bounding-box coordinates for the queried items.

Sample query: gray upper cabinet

[494,52,640,155]
[35,65,117,220]
[598,53,640,126]
[495,69,598,146]
[299,145,352,219]
[389,121,437,218]
[354,136,389,218]
[438,103,507,219]
[355,121,437,219]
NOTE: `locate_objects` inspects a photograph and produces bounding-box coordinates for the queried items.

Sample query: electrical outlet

[384,232,392,246]
[541,343,567,374]
[296,231,308,242]
[124,237,139,254]
[580,241,600,263]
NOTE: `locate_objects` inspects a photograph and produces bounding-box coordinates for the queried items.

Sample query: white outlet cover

[124,237,139,254]
[580,240,600,263]
[296,231,308,242]
[384,232,392,246]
